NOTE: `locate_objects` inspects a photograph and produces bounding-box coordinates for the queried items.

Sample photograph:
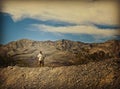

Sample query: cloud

[1,0,119,25]
[31,24,120,37]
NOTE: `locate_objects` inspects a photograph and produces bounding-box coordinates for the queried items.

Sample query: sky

[0,0,120,44]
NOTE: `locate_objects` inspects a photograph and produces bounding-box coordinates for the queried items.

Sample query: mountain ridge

[0,39,120,89]
[0,39,120,67]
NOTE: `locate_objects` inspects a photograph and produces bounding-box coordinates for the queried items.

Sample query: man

[37,51,45,67]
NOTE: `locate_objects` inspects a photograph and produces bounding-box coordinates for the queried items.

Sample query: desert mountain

[0,39,120,67]
[0,39,120,89]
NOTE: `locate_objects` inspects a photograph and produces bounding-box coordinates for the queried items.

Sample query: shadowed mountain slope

[0,39,120,89]
[0,39,120,67]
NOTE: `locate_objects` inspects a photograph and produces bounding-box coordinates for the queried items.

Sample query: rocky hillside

[0,58,120,89]
[0,39,120,67]
[0,39,120,89]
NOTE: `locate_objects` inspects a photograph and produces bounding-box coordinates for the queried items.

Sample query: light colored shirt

[37,53,43,61]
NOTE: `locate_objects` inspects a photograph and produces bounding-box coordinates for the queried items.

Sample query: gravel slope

[0,59,120,89]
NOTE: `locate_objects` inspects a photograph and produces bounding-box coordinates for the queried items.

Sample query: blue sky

[0,12,119,44]
[0,1,120,44]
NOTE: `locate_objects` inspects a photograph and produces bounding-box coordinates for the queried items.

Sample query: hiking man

[37,51,45,67]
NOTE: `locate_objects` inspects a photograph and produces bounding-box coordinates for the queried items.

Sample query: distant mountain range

[0,39,120,67]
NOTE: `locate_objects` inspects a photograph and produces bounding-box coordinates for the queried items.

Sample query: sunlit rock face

[0,39,120,67]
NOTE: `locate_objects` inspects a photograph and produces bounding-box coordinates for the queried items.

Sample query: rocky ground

[0,58,120,89]
[0,39,120,89]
